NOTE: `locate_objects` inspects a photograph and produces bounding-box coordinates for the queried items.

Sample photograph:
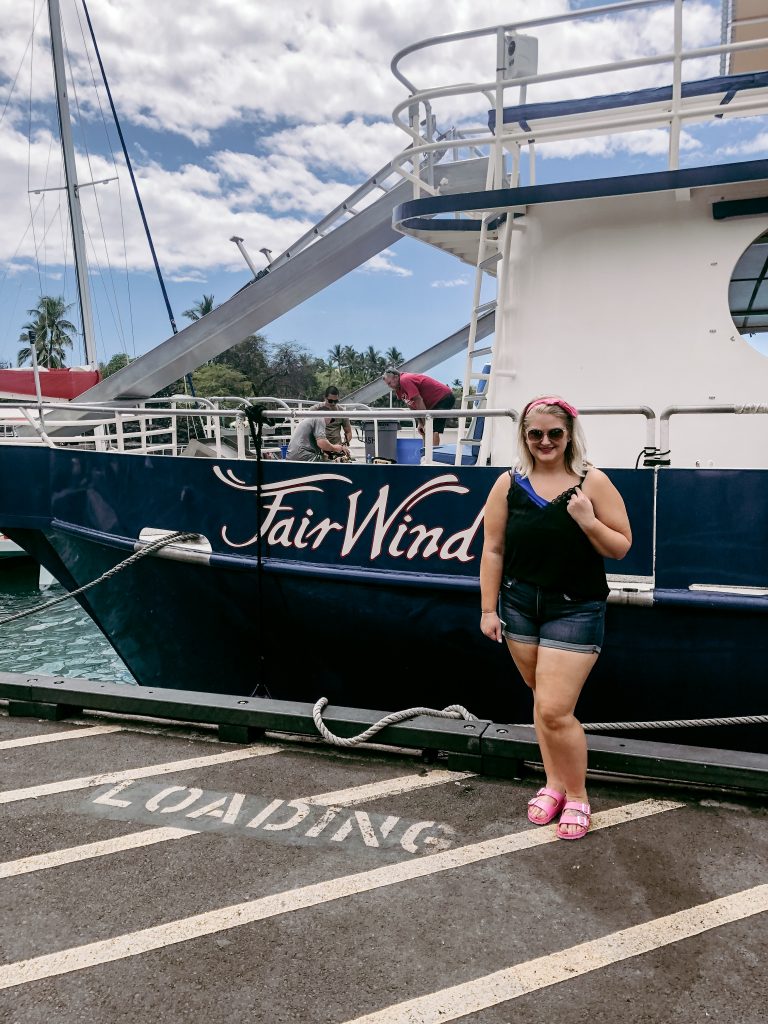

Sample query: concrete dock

[0,707,766,1023]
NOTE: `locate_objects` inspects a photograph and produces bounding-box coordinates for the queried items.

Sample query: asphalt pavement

[0,708,765,1023]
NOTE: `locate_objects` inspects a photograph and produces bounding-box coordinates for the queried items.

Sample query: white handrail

[388,1,768,197]
[660,404,768,457]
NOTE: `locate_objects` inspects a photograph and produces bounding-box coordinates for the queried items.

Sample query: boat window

[729,229,768,354]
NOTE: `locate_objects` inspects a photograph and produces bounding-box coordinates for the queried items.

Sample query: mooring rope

[312,697,477,747]
[577,714,768,731]
[3,532,766,739]
[0,531,200,627]
[312,699,767,747]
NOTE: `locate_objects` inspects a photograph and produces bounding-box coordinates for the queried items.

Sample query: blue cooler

[396,438,423,464]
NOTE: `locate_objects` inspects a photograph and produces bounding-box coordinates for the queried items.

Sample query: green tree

[17,296,77,368]
[364,345,384,377]
[341,345,357,371]
[328,343,344,374]
[384,346,404,367]
[99,353,132,378]
[214,334,270,383]
[182,294,216,322]
[191,364,254,398]
[259,340,324,399]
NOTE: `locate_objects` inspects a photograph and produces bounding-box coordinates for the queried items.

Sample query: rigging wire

[40,124,58,295]
[73,0,137,360]
[0,2,45,129]
[79,2,180,336]
[27,0,45,308]
[62,15,127,362]
[115,177,138,359]
[79,0,197,398]
[80,214,127,363]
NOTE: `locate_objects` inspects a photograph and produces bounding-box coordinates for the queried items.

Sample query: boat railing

[389,0,768,196]
[17,399,759,469]
[660,403,768,464]
[580,405,658,460]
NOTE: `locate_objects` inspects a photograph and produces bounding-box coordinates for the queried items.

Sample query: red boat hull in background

[0,369,100,401]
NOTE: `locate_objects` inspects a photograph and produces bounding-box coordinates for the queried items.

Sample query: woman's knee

[534,699,573,731]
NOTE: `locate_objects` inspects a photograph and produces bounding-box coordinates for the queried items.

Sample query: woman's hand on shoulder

[566,486,597,528]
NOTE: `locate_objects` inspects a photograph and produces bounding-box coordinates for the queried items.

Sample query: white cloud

[0,0,741,288]
[359,250,412,277]
[718,131,768,157]
[541,128,702,160]
[265,119,406,178]
[431,277,469,288]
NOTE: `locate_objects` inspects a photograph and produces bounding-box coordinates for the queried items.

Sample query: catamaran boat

[0,1,767,752]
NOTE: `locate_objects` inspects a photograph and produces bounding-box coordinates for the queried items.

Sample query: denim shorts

[499,576,606,654]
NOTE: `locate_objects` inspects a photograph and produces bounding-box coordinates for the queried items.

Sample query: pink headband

[525,396,579,419]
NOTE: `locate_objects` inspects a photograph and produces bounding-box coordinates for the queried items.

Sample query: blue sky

[0,0,765,382]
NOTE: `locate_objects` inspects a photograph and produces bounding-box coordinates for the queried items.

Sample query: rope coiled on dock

[312,700,768,747]
[312,697,476,747]
[0,531,200,627]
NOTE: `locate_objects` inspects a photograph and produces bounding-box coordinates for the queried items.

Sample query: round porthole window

[729,229,768,352]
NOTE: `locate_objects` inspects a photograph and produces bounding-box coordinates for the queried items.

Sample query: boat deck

[0,708,766,1023]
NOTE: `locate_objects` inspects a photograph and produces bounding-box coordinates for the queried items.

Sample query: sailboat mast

[47,0,97,368]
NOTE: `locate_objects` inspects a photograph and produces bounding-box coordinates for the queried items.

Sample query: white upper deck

[388,0,768,470]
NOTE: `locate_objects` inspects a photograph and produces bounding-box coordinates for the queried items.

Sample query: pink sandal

[527,787,566,825]
[556,801,591,840]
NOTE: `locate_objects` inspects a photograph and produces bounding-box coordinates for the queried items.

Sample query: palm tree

[384,346,404,367]
[17,296,77,368]
[328,343,344,373]
[364,345,384,377]
[341,345,357,371]
[182,294,216,321]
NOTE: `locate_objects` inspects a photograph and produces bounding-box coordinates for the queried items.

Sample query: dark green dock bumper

[0,672,766,796]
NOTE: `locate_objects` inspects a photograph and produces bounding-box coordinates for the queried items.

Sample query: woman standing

[480,397,631,839]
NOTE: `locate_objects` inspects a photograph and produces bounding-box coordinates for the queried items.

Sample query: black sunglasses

[526,427,566,442]
[326,398,340,404]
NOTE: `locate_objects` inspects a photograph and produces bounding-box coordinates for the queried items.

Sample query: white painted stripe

[342,883,768,1023]
[0,829,193,879]
[0,746,281,805]
[298,770,476,806]
[0,768,474,879]
[0,798,681,989]
[0,725,123,749]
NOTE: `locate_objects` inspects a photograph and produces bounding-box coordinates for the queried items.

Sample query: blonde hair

[515,397,589,477]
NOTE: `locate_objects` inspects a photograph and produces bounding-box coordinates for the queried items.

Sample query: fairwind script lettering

[213,469,483,563]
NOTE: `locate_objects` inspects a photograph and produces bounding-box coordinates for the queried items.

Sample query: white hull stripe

[0,725,123,749]
[343,883,768,1023]
[0,769,474,879]
[0,798,681,989]
[0,746,282,804]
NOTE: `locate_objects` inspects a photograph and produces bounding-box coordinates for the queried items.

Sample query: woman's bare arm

[570,469,632,560]
[479,473,510,641]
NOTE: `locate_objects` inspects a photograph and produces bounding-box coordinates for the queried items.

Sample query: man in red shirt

[383,369,456,447]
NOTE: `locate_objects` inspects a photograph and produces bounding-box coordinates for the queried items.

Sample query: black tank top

[503,471,609,600]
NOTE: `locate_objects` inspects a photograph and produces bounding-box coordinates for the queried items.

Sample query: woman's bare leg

[506,638,560,822]
[531,646,598,835]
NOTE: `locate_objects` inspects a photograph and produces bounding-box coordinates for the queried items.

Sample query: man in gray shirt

[286,413,349,461]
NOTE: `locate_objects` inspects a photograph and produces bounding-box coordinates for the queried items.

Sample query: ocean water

[0,559,135,683]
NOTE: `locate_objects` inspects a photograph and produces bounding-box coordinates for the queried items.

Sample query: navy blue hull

[2,447,767,752]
